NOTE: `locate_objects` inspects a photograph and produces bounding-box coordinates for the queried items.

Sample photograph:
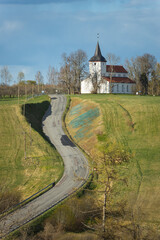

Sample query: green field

[0,95,63,204]
[66,94,160,228]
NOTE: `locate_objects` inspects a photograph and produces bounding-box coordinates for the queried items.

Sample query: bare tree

[0,66,12,85]
[70,49,88,93]
[125,54,157,94]
[35,71,44,93]
[47,65,57,85]
[59,50,88,94]
[59,53,72,94]
[90,70,102,94]
[150,63,160,95]
[106,53,120,93]
[17,72,25,83]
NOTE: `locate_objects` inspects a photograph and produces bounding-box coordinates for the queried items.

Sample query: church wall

[111,83,135,94]
[105,72,128,78]
[99,81,109,93]
[89,61,106,82]
[81,78,94,94]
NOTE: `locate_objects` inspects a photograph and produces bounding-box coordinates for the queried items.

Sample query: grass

[66,94,160,226]
[0,95,64,202]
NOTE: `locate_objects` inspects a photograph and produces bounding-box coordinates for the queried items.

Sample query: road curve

[0,95,89,238]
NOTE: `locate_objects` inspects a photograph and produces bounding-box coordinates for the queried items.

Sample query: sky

[0,0,160,83]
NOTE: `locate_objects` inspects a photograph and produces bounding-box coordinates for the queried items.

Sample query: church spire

[89,41,106,62]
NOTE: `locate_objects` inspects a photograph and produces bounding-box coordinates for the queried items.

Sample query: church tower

[89,42,107,82]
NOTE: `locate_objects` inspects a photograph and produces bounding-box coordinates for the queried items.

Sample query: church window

[127,85,129,92]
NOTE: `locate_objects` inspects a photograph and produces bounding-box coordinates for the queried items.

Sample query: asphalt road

[0,95,89,238]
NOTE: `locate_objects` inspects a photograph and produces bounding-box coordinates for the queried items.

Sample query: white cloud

[128,0,160,8]
[0,21,22,33]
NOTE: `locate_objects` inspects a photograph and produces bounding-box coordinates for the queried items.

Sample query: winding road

[0,95,89,238]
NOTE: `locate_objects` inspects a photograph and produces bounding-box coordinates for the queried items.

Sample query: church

[81,42,136,94]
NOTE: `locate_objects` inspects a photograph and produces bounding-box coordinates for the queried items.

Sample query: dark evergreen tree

[140,73,148,95]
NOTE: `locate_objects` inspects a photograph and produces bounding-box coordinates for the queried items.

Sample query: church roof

[106,65,128,73]
[103,76,136,84]
[89,42,107,62]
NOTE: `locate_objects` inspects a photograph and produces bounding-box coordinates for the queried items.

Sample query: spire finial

[97,33,99,42]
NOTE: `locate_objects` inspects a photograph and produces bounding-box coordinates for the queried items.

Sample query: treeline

[125,53,160,95]
[0,51,160,96]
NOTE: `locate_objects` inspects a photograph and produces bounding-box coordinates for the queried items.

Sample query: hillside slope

[66,94,160,235]
[0,95,63,209]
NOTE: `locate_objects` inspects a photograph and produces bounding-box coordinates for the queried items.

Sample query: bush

[0,186,21,213]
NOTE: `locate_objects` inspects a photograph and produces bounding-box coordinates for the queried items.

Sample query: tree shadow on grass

[22,101,56,149]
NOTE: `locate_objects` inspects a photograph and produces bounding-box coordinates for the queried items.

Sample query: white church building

[81,42,136,94]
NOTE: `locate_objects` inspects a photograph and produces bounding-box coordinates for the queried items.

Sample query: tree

[0,66,12,85]
[17,72,25,83]
[59,50,88,94]
[106,53,120,93]
[35,71,44,92]
[140,73,148,95]
[90,70,102,94]
[59,53,72,94]
[91,72,99,94]
[73,134,130,239]
[89,137,130,239]
[47,65,57,85]
[149,63,160,95]
[139,54,157,78]
[125,54,157,94]
[70,49,88,93]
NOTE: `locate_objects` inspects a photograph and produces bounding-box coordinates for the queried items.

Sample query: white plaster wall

[89,61,106,82]
[81,78,94,94]
[105,72,128,78]
[81,78,136,94]
[111,83,135,94]
[99,81,109,93]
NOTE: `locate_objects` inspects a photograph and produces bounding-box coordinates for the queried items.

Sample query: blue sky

[0,0,160,83]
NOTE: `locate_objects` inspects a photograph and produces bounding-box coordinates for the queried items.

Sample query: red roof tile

[103,76,136,84]
[106,65,128,73]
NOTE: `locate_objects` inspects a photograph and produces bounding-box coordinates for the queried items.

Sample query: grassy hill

[66,94,160,234]
[0,95,63,208]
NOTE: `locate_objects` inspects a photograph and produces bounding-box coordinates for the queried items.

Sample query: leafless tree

[149,63,160,95]
[106,53,120,93]
[59,53,72,94]
[17,72,25,83]
[0,66,12,85]
[125,54,157,94]
[35,71,44,93]
[59,50,88,94]
[90,70,102,94]
[47,65,58,85]
[70,49,88,93]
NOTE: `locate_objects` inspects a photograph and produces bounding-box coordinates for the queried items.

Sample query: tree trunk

[102,186,107,235]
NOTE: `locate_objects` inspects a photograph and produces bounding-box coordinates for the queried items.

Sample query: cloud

[0,0,82,4]
[0,21,22,33]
